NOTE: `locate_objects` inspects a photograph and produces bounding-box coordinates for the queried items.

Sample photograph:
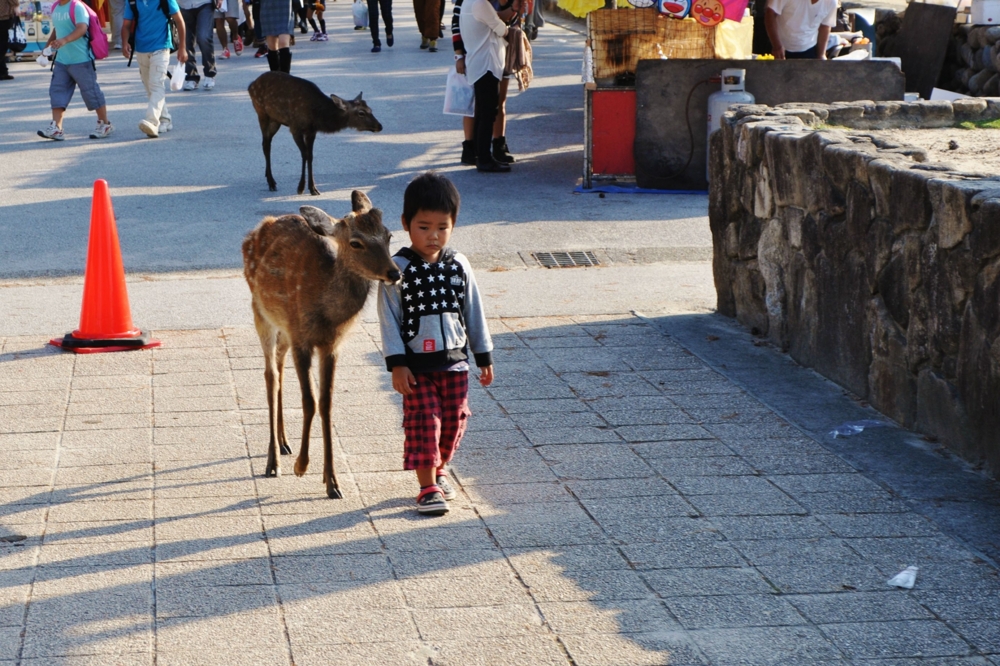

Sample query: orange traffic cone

[50,180,161,354]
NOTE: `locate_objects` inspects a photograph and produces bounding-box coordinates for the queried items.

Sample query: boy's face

[402,209,454,263]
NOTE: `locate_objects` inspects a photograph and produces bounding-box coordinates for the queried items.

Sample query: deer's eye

[350,241,364,249]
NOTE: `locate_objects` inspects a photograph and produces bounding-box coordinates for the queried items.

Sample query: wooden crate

[588,8,715,80]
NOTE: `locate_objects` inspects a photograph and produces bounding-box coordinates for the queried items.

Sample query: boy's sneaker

[436,473,457,500]
[37,121,64,141]
[89,121,114,139]
[234,35,244,55]
[138,119,159,138]
[220,47,231,58]
[203,77,215,90]
[416,486,449,515]
[429,39,437,52]
[158,118,173,132]
[183,79,198,90]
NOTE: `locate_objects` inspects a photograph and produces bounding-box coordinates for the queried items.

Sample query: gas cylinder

[706,68,754,181]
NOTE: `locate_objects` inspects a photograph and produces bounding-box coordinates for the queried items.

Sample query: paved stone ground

[2,309,999,665]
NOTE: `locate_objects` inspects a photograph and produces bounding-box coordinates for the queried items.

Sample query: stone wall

[709,99,1000,476]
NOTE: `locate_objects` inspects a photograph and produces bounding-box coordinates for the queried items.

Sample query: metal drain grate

[532,251,600,268]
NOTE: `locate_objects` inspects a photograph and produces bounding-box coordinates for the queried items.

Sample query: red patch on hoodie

[423,339,436,352]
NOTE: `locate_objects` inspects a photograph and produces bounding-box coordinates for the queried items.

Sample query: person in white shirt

[765,0,837,59]
[459,0,519,172]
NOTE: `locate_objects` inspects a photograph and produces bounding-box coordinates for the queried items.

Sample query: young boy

[378,172,494,515]
[38,0,114,140]
[122,0,188,138]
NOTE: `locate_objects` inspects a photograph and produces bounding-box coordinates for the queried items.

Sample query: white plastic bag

[169,61,185,92]
[443,67,475,117]
[887,566,918,589]
[353,0,369,28]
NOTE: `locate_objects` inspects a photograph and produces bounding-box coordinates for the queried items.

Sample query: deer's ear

[300,206,339,236]
[353,92,363,103]
[351,190,372,214]
[329,94,347,112]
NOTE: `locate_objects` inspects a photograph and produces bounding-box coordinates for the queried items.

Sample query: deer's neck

[318,99,350,133]
[318,263,373,325]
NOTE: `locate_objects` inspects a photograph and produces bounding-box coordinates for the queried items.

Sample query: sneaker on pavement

[138,119,159,138]
[37,121,64,141]
[386,32,393,46]
[371,43,381,52]
[221,47,230,58]
[234,35,244,54]
[203,77,215,90]
[89,121,114,139]
[429,39,437,52]
[354,24,365,30]
[309,31,320,41]
[318,32,328,41]
[416,486,449,515]
[255,45,268,57]
[436,474,457,500]
[158,118,173,132]
[420,37,429,49]
[183,79,198,90]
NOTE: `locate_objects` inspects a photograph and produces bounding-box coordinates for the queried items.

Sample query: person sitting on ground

[460,0,519,172]
[38,0,114,140]
[306,0,327,40]
[122,0,188,138]
[764,0,837,60]
[214,0,242,57]
[377,172,494,517]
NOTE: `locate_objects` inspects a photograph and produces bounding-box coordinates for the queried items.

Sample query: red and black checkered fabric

[402,371,471,470]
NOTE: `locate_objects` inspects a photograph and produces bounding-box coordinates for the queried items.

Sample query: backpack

[125,0,179,66]
[51,0,109,60]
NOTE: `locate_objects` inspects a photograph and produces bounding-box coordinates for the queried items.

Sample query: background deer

[247,72,383,196]
[242,192,401,498]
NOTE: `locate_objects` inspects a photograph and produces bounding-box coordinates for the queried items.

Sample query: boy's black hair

[402,172,461,225]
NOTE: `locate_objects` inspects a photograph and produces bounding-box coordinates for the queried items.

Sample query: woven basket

[589,8,716,80]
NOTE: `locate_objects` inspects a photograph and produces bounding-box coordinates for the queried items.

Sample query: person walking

[109,0,126,48]
[413,0,439,50]
[378,172,494,516]
[0,0,19,80]
[37,0,114,140]
[259,0,293,70]
[179,0,216,89]
[367,0,392,51]
[214,0,242,57]
[121,0,188,137]
[459,0,518,171]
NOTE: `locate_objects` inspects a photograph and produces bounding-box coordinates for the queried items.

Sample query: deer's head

[333,92,383,133]
[300,194,399,285]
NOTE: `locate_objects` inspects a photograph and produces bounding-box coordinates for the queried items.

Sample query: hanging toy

[691,0,724,25]
[657,0,690,18]
[627,0,657,8]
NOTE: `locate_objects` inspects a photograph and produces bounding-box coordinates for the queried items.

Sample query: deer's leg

[317,345,341,499]
[292,345,316,477]
[260,117,280,191]
[276,333,292,455]
[292,130,309,196]
[253,304,282,477]
[305,131,320,196]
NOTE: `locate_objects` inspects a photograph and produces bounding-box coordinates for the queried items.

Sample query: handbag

[352,0,368,28]
[8,17,27,53]
[443,66,475,117]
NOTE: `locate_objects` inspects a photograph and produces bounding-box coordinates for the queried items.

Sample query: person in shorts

[306,0,326,40]
[38,0,114,140]
[214,0,242,57]
[378,172,494,516]
[122,0,188,137]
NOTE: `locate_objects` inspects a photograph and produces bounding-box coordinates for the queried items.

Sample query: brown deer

[247,71,383,196]
[242,192,401,498]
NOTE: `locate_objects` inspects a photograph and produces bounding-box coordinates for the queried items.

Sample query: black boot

[460,140,476,166]
[278,47,292,73]
[492,136,515,164]
[266,49,279,71]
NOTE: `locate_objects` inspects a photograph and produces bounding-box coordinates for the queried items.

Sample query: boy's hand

[479,365,494,387]
[392,366,417,396]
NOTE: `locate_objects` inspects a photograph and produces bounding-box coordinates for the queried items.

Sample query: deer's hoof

[264,463,280,478]
[309,188,321,196]
[267,181,277,192]
[326,483,342,499]
[279,443,292,455]
[294,457,309,477]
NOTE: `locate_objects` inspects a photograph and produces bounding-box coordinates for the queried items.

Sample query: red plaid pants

[402,371,471,471]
